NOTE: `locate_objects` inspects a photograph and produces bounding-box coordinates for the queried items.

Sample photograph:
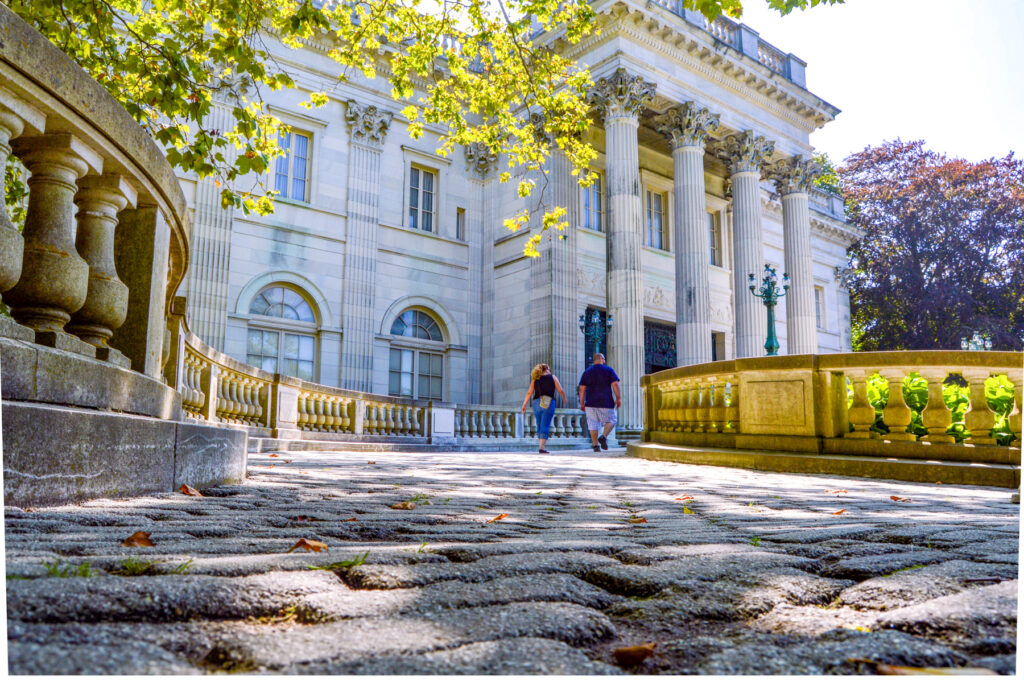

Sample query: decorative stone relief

[654,102,720,149]
[587,67,656,121]
[464,142,498,179]
[345,100,392,148]
[711,302,732,323]
[766,155,823,196]
[834,266,855,290]
[643,285,669,309]
[576,268,605,294]
[711,131,775,175]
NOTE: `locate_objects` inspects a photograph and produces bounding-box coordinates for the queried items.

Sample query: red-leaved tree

[839,140,1024,351]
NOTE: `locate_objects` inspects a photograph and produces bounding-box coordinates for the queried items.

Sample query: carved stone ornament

[464,142,498,179]
[766,155,824,196]
[587,67,656,121]
[643,285,669,309]
[654,102,720,149]
[833,266,855,290]
[711,131,775,175]
[345,100,392,148]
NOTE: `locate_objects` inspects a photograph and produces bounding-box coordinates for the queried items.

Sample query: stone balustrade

[638,352,1022,487]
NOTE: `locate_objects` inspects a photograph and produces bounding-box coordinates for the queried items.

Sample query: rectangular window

[282,333,315,381]
[456,207,466,241]
[247,328,315,380]
[711,331,726,361]
[418,352,444,400]
[815,286,826,329]
[708,211,723,267]
[409,166,436,232]
[247,329,279,374]
[275,130,311,201]
[389,348,443,399]
[582,172,603,232]
[389,348,414,397]
[646,189,667,250]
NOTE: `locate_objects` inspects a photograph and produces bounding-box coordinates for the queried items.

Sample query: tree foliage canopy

[6,0,839,254]
[839,140,1024,351]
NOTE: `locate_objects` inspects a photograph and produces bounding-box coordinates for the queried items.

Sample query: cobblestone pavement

[5,448,1019,674]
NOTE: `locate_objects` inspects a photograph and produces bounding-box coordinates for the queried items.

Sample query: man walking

[578,353,621,452]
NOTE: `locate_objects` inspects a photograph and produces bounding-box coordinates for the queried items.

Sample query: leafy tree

[812,151,840,195]
[6,0,840,254]
[839,140,1024,351]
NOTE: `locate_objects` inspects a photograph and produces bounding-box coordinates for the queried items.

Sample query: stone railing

[640,353,1021,484]
[167,297,589,445]
[0,5,246,507]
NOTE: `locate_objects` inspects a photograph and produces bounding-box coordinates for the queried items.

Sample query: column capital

[711,131,774,175]
[766,154,823,195]
[464,142,498,179]
[345,100,393,148]
[834,266,854,290]
[655,102,719,149]
[587,67,655,122]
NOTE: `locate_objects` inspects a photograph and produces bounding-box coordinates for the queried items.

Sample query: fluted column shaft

[340,102,392,391]
[672,144,712,365]
[465,143,498,404]
[6,134,101,354]
[67,174,136,360]
[548,148,581,404]
[780,191,816,354]
[714,132,774,359]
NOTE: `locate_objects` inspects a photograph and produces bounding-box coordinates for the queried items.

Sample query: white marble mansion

[176,0,860,433]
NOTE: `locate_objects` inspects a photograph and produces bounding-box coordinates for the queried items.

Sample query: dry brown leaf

[287,538,328,553]
[292,515,324,522]
[875,663,996,675]
[832,509,846,515]
[627,517,648,524]
[391,501,416,510]
[180,484,203,497]
[367,461,377,464]
[613,642,656,667]
[485,513,508,524]
[342,517,358,522]
[825,489,848,494]
[284,460,292,464]
[675,495,694,501]
[268,453,280,458]
[890,496,912,503]
[122,531,155,547]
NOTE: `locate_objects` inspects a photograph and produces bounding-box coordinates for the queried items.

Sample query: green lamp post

[749,264,789,357]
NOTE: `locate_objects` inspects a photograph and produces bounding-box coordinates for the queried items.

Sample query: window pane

[422,212,432,232]
[400,373,413,396]
[261,357,277,373]
[292,178,306,201]
[283,333,299,359]
[283,359,298,376]
[299,335,314,359]
[431,353,443,374]
[247,329,262,355]
[418,373,429,397]
[423,170,434,192]
[402,349,413,372]
[409,205,417,230]
[390,318,407,336]
[298,361,314,381]
[388,373,401,396]
[430,377,442,399]
[262,331,278,355]
[410,167,419,188]
[292,133,308,161]
[389,348,402,370]
[422,191,433,213]
[275,172,289,196]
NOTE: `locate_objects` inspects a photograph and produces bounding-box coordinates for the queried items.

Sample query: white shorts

[585,407,617,432]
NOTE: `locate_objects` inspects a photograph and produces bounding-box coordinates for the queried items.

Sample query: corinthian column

[712,132,774,358]
[655,103,719,366]
[588,68,655,434]
[341,100,392,391]
[767,155,822,355]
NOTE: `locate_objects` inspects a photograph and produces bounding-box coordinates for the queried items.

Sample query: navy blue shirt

[579,364,620,408]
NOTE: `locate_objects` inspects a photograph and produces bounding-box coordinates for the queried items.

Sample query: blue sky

[734,0,1024,165]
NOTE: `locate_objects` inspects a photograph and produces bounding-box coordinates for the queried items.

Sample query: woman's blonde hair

[531,364,550,382]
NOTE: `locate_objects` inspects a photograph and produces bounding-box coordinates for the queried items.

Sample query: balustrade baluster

[845,371,876,439]
[667,385,683,431]
[364,403,377,434]
[723,375,739,433]
[920,370,954,443]
[681,381,696,432]
[411,407,422,436]
[709,381,726,433]
[964,370,998,445]
[698,379,714,433]
[322,397,336,432]
[878,369,915,441]
[340,399,352,432]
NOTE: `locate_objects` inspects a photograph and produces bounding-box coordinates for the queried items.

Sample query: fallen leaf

[368,461,376,465]
[391,501,416,510]
[613,642,656,667]
[122,531,155,547]
[342,517,358,522]
[292,515,323,522]
[627,517,648,524]
[269,453,280,458]
[675,495,694,501]
[485,513,508,524]
[890,496,912,503]
[682,507,694,514]
[180,484,203,497]
[284,460,292,464]
[287,538,328,553]
[825,489,848,494]
[875,663,996,675]
[832,509,846,515]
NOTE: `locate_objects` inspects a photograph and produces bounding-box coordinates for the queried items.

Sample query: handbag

[539,395,553,409]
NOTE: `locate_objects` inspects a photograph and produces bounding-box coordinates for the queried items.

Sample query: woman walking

[521,364,568,454]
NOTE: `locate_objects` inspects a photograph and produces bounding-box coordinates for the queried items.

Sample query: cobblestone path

[5,448,1019,674]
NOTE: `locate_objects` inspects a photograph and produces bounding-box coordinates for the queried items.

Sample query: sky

[733,0,1024,165]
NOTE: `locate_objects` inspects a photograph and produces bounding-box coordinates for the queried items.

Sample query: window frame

[815,285,827,330]
[645,187,669,251]
[707,210,724,267]
[386,307,448,401]
[408,164,437,233]
[245,284,320,382]
[581,169,605,232]
[401,146,450,236]
[274,129,313,203]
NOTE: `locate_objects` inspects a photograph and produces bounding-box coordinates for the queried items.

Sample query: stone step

[627,442,1021,488]
[248,437,597,453]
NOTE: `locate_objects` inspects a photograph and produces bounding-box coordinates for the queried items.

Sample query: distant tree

[812,151,841,195]
[839,140,1024,351]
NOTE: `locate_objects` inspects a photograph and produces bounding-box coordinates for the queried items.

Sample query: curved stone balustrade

[637,351,1022,487]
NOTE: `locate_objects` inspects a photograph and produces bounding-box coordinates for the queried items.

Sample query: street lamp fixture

[748,264,790,357]
[961,332,993,351]
[578,309,613,359]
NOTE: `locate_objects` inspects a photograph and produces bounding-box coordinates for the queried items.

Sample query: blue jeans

[532,398,556,439]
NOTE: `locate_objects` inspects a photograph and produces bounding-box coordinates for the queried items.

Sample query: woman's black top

[534,374,556,398]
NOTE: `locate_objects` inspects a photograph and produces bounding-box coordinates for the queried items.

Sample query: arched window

[387,308,445,400]
[246,285,318,381]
